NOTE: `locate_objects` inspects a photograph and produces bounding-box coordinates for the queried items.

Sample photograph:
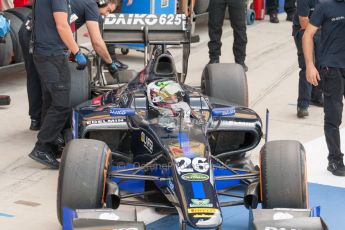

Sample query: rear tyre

[260,140,308,209]
[0,33,13,67]
[69,62,90,107]
[194,0,209,14]
[3,12,24,63]
[201,63,248,106]
[57,139,111,224]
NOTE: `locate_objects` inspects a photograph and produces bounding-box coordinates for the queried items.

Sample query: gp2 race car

[57,13,308,230]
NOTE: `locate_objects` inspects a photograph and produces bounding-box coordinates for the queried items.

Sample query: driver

[147,80,190,118]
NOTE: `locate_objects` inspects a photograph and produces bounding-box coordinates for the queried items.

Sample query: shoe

[0,95,10,105]
[28,148,60,169]
[53,135,65,159]
[208,58,219,64]
[113,58,128,70]
[286,13,295,22]
[310,98,324,107]
[327,160,345,176]
[30,119,41,131]
[269,13,279,23]
[297,107,309,118]
[238,62,248,72]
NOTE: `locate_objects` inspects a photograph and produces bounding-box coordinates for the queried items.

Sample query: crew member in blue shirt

[303,0,345,176]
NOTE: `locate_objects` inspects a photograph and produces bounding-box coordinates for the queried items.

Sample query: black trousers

[33,53,71,152]
[208,0,247,63]
[267,0,296,15]
[18,25,42,121]
[321,67,345,162]
[293,28,322,108]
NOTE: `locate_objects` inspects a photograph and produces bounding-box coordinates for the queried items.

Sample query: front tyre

[260,140,308,209]
[57,139,111,224]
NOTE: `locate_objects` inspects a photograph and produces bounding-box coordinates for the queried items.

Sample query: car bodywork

[71,47,262,228]
[59,12,307,230]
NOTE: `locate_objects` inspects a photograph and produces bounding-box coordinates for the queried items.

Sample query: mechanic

[268,0,296,23]
[105,0,133,70]
[292,0,323,118]
[208,0,248,72]
[303,0,345,176]
[19,0,120,131]
[26,0,118,169]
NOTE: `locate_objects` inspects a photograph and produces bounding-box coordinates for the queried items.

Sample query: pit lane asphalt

[0,13,337,229]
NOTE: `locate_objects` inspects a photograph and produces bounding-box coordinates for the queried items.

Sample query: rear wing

[102,13,190,45]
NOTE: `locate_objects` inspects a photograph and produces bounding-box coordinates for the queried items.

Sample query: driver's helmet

[147,80,185,110]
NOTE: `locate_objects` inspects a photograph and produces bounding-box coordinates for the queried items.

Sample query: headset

[96,0,109,8]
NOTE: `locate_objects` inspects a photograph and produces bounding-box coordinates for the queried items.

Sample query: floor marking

[14,200,41,207]
[0,213,15,218]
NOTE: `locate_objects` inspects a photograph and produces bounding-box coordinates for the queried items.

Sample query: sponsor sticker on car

[141,132,153,153]
[181,173,209,181]
[109,108,135,117]
[190,199,213,208]
[104,14,186,27]
[193,214,214,218]
[187,208,217,214]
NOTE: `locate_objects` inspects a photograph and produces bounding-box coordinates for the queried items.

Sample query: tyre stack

[0,6,31,67]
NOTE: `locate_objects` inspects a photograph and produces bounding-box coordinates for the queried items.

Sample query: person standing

[268,0,296,23]
[303,0,345,176]
[208,0,248,72]
[27,0,88,169]
[19,0,119,131]
[292,0,323,118]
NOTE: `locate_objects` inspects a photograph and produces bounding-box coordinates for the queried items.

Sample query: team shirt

[293,0,319,29]
[310,0,345,68]
[34,0,69,56]
[70,0,100,30]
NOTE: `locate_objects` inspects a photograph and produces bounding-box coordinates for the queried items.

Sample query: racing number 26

[175,157,209,174]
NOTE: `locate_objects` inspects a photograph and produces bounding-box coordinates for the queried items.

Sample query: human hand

[306,64,320,86]
[107,60,119,76]
[73,50,87,70]
[127,0,133,6]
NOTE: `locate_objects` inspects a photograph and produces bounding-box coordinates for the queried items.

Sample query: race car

[57,13,307,230]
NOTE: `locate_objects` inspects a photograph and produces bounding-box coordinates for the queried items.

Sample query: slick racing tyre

[0,32,13,67]
[57,139,111,224]
[3,12,23,63]
[194,0,209,14]
[260,140,308,209]
[68,62,90,107]
[201,63,248,106]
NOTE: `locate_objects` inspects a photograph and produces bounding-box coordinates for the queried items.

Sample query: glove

[73,49,87,70]
[107,60,119,76]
